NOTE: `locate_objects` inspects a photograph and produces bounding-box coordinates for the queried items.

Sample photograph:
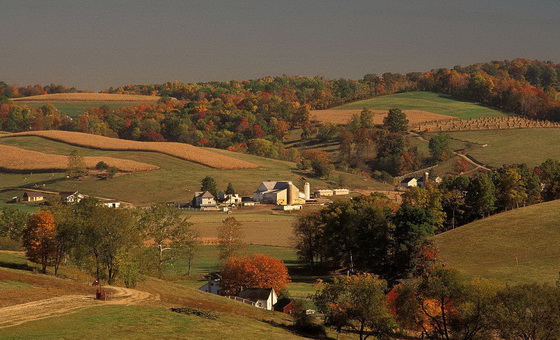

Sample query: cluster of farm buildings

[15,190,121,208]
[187,180,350,212]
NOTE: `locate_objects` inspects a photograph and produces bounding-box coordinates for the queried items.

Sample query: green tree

[314,273,396,340]
[217,217,245,262]
[138,204,196,278]
[467,173,496,219]
[311,158,333,178]
[383,108,409,133]
[67,150,87,179]
[200,176,218,197]
[225,182,236,195]
[359,108,375,129]
[0,207,29,240]
[429,134,451,162]
[490,284,560,340]
[392,206,436,279]
[293,212,324,268]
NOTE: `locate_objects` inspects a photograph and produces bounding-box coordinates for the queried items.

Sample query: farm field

[434,199,560,285]
[12,93,164,116]
[331,91,507,119]
[311,109,455,125]
[0,136,388,205]
[1,131,257,169]
[429,128,560,167]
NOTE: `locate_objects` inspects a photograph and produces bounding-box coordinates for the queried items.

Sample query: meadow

[428,128,560,168]
[332,91,507,119]
[434,199,560,285]
[0,136,387,205]
[311,109,455,125]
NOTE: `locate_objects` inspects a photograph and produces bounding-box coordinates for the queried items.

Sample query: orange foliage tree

[221,254,290,294]
[22,211,57,273]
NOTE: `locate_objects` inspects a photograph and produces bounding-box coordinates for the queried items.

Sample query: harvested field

[311,109,456,126]
[0,131,258,169]
[416,116,560,132]
[0,144,159,172]
[12,93,163,102]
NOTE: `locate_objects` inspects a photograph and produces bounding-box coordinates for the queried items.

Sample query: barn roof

[274,297,292,309]
[23,191,44,198]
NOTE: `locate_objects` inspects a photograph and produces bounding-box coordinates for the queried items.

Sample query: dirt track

[0,286,159,329]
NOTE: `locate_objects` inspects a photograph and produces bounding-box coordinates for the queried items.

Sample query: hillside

[330,91,507,119]
[11,93,163,102]
[426,128,560,168]
[434,200,560,284]
[0,251,306,339]
[0,135,389,206]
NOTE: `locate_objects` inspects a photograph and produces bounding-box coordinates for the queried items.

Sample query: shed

[274,298,294,314]
[22,191,44,202]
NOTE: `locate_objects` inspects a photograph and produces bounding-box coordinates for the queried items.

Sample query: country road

[0,286,159,329]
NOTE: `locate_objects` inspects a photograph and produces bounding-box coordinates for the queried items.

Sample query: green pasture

[335,91,507,119]
[435,199,560,285]
[17,101,155,117]
[432,128,560,168]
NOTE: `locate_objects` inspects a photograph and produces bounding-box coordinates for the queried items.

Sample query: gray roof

[195,191,214,198]
[24,191,44,198]
[238,288,274,302]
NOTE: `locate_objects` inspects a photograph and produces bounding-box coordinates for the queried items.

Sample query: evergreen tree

[200,176,218,197]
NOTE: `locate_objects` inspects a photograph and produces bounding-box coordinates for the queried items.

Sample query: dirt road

[0,286,159,329]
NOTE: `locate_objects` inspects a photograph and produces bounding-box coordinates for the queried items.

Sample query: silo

[287,183,294,205]
[304,182,310,200]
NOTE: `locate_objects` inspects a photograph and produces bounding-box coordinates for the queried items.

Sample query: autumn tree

[67,150,87,179]
[200,176,218,197]
[138,204,196,278]
[220,254,290,295]
[314,273,396,340]
[217,217,245,262]
[22,211,57,273]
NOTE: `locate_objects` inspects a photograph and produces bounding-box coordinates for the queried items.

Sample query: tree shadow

[0,261,34,271]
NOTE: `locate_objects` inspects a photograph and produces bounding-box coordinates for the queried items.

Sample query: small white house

[193,191,218,210]
[399,177,418,188]
[100,200,121,208]
[199,272,223,295]
[60,191,85,204]
[22,191,44,202]
[238,288,278,310]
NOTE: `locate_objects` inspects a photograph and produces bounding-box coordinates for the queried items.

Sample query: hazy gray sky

[1,0,559,90]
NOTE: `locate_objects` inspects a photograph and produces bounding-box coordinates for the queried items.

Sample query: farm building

[238,288,277,311]
[314,189,334,197]
[417,172,443,188]
[193,191,218,210]
[399,177,418,188]
[333,188,350,195]
[241,197,257,206]
[218,192,242,205]
[254,181,305,206]
[199,272,223,295]
[22,191,44,202]
[59,191,85,204]
[100,200,121,208]
[274,298,294,314]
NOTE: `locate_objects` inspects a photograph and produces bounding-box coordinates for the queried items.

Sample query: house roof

[195,191,214,198]
[400,177,416,183]
[23,191,44,198]
[238,288,274,302]
[59,191,78,198]
[274,297,293,309]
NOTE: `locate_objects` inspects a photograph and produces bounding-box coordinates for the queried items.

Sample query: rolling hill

[0,134,389,206]
[434,199,560,285]
[11,93,165,117]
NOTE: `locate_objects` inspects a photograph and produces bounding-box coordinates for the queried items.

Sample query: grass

[428,128,560,168]
[334,91,507,119]
[0,136,387,205]
[17,101,158,117]
[188,210,299,247]
[434,199,560,285]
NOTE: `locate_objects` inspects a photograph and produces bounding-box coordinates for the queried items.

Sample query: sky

[1,0,559,91]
